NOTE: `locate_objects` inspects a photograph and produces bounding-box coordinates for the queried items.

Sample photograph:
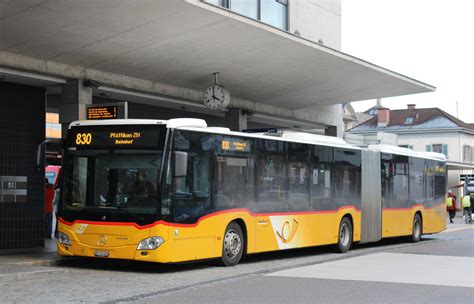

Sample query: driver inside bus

[132,170,156,196]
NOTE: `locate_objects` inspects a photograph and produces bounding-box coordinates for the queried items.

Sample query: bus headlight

[58,232,71,246]
[137,236,164,250]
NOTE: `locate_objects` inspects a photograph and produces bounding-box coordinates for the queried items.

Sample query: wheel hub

[414,219,421,238]
[224,230,241,258]
[340,223,349,247]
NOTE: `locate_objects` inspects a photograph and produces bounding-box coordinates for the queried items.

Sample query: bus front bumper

[57,240,169,263]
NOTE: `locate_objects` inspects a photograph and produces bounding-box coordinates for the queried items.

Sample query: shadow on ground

[54,236,433,274]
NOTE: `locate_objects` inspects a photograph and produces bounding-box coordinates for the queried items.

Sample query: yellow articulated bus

[56,118,446,266]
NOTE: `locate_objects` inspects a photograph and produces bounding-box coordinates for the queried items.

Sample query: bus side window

[215,155,254,211]
[434,161,446,204]
[171,131,213,223]
[393,155,409,208]
[311,145,334,211]
[381,153,394,208]
[288,142,310,211]
[161,156,173,219]
[409,157,425,207]
[424,160,435,207]
[256,139,287,213]
[334,149,361,210]
[64,156,88,209]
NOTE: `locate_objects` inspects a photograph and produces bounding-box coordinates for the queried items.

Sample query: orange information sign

[87,106,118,120]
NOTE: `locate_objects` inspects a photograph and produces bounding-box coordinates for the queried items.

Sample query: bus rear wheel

[220,222,244,266]
[336,217,353,253]
[410,214,422,243]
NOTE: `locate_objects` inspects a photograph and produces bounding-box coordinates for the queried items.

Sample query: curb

[1,256,83,268]
[0,256,83,283]
[442,225,474,233]
[0,268,70,284]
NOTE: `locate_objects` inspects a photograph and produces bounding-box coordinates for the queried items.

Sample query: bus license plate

[94,250,109,257]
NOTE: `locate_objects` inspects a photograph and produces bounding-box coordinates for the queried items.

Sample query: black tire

[335,217,353,253]
[220,222,244,266]
[410,213,422,243]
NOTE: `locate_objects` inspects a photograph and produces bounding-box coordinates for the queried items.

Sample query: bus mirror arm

[173,151,188,177]
[35,138,65,173]
[35,141,46,173]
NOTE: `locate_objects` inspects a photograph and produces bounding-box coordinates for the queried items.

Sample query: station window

[432,144,443,154]
[427,144,448,158]
[229,0,258,19]
[463,145,473,163]
[261,0,288,30]
[205,0,288,30]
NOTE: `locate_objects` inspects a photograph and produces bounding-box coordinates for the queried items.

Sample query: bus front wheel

[336,217,353,253]
[410,214,422,243]
[221,222,244,266]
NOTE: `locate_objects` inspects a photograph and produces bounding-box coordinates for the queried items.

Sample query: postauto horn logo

[270,217,299,249]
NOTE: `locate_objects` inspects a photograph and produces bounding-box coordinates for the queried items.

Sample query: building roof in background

[355,112,373,123]
[363,106,378,116]
[349,107,474,132]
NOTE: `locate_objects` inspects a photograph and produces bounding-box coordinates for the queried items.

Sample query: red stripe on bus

[58,205,360,229]
[253,205,361,217]
[382,202,445,212]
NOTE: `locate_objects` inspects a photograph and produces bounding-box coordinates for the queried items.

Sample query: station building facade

[0,0,433,251]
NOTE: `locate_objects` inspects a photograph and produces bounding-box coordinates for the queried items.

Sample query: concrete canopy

[0,0,435,110]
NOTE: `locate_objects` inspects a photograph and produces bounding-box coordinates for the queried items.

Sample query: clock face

[203,85,230,110]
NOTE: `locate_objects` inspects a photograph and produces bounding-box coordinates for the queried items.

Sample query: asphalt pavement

[135,228,474,304]
[0,218,472,303]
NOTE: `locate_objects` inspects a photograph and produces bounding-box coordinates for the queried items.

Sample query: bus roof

[179,126,360,150]
[68,119,446,161]
[368,144,446,162]
[69,118,358,150]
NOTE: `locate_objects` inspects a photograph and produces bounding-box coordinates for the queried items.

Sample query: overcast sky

[341,0,474,122]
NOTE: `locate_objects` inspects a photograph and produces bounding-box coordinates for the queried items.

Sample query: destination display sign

[220,138,251,153]
[69,125,163,149]
[87,106,118,120]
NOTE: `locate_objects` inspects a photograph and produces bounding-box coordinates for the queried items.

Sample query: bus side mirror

[173,151,188,177]
[36,139,65,173]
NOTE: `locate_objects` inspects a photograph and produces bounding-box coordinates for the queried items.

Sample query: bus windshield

[62,150,162,224]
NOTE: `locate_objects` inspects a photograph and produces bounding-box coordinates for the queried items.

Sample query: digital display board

[220,138,251,153]
[69,125,163,149]
[87,106,118,120]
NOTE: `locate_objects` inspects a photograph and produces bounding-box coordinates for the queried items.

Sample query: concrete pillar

[325,125,337,137]
[225,108,248,131]
[59,79,92,138]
